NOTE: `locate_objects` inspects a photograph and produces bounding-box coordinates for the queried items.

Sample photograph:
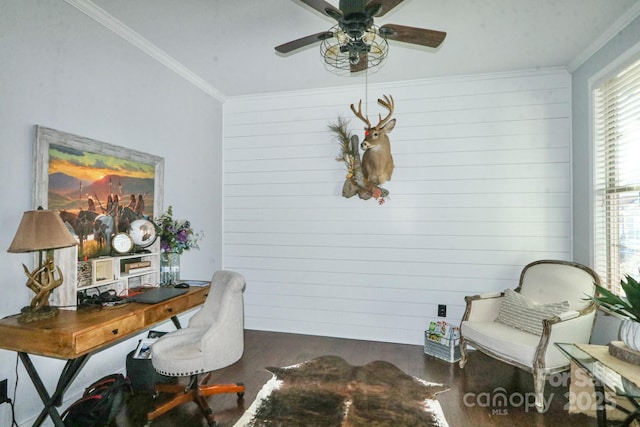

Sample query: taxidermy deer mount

[333,95,395,204]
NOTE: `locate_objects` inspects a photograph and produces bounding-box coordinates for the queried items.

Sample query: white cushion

[495,289,569,335]
[461,321,541,367]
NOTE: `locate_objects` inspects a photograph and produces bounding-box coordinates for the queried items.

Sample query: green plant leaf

[591,275,640,321]
[594,283,628,305]
[620,275,640,320]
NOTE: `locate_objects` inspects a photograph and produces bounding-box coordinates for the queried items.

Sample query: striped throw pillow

[495,289,570,335]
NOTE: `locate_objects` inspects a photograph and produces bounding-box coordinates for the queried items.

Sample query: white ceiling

[86,0,640,98]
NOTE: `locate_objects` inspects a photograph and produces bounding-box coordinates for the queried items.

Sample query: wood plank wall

[223,69,571,345]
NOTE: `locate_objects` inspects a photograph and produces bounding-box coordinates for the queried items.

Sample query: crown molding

[63,0,226,102]
[568,2,640,73]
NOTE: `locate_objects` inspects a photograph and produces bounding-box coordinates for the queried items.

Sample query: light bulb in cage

[320,25,389,73]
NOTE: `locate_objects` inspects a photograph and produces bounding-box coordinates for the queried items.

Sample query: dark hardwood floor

[116,329,598,427]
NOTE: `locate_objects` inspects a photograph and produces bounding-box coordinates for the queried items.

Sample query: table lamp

[7,208,77,323]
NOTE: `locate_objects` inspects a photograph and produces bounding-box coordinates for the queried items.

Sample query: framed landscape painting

[33,126,164,259]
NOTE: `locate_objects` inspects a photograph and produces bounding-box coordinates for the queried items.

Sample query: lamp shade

[7,210,77,253]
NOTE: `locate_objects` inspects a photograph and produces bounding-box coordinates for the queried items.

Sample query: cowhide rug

[233,355,449,427]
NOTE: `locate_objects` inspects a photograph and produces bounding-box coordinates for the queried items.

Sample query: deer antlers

[350,100,371,129]
[376,95,394,129]
[22,259,64,310]
[350,95,395,130]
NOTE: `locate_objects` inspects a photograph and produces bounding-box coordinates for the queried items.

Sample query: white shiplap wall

[223,68,571,345]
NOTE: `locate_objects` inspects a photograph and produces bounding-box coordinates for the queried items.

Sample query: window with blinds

[594,56,640,294]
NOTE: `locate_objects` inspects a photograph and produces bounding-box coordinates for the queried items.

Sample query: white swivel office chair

[146,270,246,426]
[459,260,600,412]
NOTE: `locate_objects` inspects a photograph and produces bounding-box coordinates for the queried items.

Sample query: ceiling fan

[275,0,446,73]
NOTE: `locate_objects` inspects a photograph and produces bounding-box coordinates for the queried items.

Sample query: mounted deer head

[350,95,396,186]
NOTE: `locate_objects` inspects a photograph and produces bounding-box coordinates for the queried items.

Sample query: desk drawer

[145,298,190,324]
[74,313,143,354]
[188,289,208,306]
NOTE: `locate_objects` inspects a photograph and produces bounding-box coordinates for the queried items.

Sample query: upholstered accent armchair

[459,260,600,412]
[146,270,246,426]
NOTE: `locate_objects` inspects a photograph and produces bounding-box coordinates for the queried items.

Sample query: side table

[556,342,640,427]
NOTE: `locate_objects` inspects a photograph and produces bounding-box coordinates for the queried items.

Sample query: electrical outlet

[437,304,447,317]
[0,379,8,404]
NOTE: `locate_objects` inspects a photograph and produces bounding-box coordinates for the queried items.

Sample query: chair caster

[236,382,245,398]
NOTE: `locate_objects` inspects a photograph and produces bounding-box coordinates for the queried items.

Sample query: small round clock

[112,232,134,254]
[129,219,157,248]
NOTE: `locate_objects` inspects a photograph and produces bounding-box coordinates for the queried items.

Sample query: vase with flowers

[592,275,640,352]
[154,206,202,285]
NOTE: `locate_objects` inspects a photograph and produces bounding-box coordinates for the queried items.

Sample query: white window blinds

[594,57,640,294]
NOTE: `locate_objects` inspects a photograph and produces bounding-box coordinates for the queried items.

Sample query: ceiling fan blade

[275,32,334,54]
[379,24,446,48]
[300,0,342,18]
[367,0,404,17]
[350,52,368,73]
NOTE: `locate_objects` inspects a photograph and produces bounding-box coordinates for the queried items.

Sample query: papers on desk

[180,280,209,287]
[133,330,167,359]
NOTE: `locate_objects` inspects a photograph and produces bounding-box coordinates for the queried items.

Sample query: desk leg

[594,381,607,427]
[171,315,182,329]
[19,352,89,427]
[619,395,640,427]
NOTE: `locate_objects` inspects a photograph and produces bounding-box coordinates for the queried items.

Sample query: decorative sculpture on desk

[20,259,64,321]
[7,208,77,323]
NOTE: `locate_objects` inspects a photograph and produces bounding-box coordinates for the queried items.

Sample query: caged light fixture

[320,24,389,74]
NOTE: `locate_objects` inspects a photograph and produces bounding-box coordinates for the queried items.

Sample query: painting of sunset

[48,143,156,258]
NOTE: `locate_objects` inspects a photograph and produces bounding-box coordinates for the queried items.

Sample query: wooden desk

[0,286,209,426]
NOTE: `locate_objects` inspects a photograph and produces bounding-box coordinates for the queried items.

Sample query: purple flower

[154,205,202,254]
